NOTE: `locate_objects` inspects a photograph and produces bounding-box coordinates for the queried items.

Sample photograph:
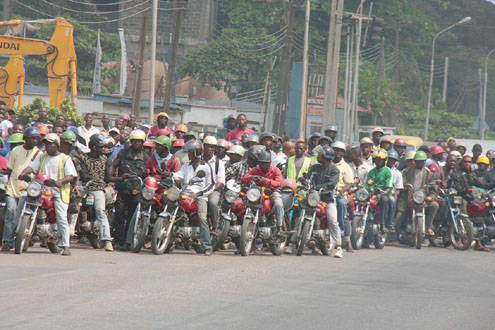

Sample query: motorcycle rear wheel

[15,214,32,254]
[151,216,173,255]
[213,218,230,251]
[351,216,365,250]
[450,215,474,251]
[415,217,424,249]
[296,221,311,256]
[240,216,255,256]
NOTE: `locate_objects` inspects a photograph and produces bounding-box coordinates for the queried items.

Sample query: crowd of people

[0,103,494,257]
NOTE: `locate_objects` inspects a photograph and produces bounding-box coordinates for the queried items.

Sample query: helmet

[156,112,169,120]
[88,133,104,149]
[322,146,335,160]
[24,127,40,138]
[155,135,171,149]
[38,125,49,135]
[331,141,346,151]
[372,127,384,134]
[380,136,392,144]
[394,138,407,147]
[247,145,266,159]
[387,149,399,160]
[217,139,229,149]
[102,136,115,154]
[62,130,77,145]
[9,133,24,144]
[259,132,274,141]
[486,150,495,159]
[414,151,428,161]
[245,134,259,144]
[257,150,272,163]
[143,176,159,190]
[156,129,170,137]
[231,139,243,146]
[372,148,388,160]
[227,145,246,157]
[418,145,430,153]
[430,145,445,155]
[175,124,188,133]
[129,129,146,141]
[449,150,462,159]
[203,135,217,146]
[324,124,338,132]
[35,173,50,182]
[173,139,184,147]
[282,178,297,194]
[184,139,203,152]
[143,139,154,148]
[0,156,6,171]
[120,115,130,121]
[310,132,321,139]
[477,155,490,165]
[319,136,332,143]
[360,137,373,145]
[406,150,416,160]
[43,133,60,146]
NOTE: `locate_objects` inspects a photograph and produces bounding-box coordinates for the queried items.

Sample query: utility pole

[262,53,277,131]
[323,0,344,131]
[298,0,311,139]
[479,68,484,140]
[148,0,158,123]
[132,13,148,116]
[483,48,495,140]
[350,16,363,143]
[274,0,295,136]
[3,0,12,21]
[442,57,449,103]
[163,0,184,113]
[342,26,351,141]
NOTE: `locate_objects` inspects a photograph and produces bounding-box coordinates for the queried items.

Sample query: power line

[38,0,151,15]
[13,0,54,18]
[65,0,139,6]
[79,6,150,24]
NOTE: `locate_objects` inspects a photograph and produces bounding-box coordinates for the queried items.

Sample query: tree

[16,97,84,126]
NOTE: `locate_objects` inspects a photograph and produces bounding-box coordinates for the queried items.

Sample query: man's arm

[108,149,124,182]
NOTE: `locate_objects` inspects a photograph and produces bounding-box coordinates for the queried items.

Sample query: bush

[16,97,84,126]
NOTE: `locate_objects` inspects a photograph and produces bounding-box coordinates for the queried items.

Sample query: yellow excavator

[0,17,77,108]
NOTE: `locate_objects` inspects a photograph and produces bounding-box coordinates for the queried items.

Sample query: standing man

[286,140,312,182]
[100,115,111,136]
[150,112,173,136]
[360,137,374,168]
[1,127,40,251]
[349,146,372,184]
[323,124,338,143]
[371,127,384,149]
[386,149,403,231]
[19,133,77,256]
[226,114,254,142]
[202,136,225,233]
[306,132,321,157]
[78,113,100,150]
[30,107,54,129]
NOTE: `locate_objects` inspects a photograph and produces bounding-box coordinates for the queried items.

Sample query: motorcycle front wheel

[240,215,255,256]
[415,216,424,249]
[151,216,174,255]
[351,215,365,250]
[213,217,230,251]
[15,214,33,254]
[296,220,311,256]
[129,208,148,253]
[450,215,474,251]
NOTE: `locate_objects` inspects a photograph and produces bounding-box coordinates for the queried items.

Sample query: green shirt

[365,166,392,191]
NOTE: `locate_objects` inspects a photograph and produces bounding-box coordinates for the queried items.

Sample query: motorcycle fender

[22,208,34,215]
[221,212,232,221]
[159,211,171,218]
[415,212,424,217]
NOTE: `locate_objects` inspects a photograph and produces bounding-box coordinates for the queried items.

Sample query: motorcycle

[430,187,473,250]
[15,174,59,254]
[212,179,242,251]
[350,181,386,250]
[467,186,495,246]
[76,180,103,249]
[151,171,208,255]
[0,174,8,235]
[239,183,286,256]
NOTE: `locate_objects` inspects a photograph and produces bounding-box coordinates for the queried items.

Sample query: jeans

[114,193,138,246]
[326,201,342,247]
[90,190,111,240]
[208,191,221,230]
[387,196,397,228]
[271,192,284,227]
[336,196,350,241]
[54,196,70,247]
[197,198,211,250]
[2,195,19,246]
[378,194,390,228]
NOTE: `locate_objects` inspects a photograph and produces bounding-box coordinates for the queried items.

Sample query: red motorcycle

[467,187,495,245]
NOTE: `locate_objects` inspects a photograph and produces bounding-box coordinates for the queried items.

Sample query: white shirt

[206,155,225,185]
[77,125,100,146]
[0,120,13,132]
[350,161,373,184]
[390,166,404,191]
[173,162,215,200]
[363,155,373,168]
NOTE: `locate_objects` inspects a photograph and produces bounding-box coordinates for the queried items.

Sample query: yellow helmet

[477,155,490,165]
[372,148,388,160]
[129,129,146,141]
[156,112,169,120]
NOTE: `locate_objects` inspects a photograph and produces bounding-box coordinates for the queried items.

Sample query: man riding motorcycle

[286,140,312,182]
[226,145,265,183]
[79,134,114,251]
[146,135,181,180]
[323,124,338,143]
[202,136,225,233]
[172,140,216,255]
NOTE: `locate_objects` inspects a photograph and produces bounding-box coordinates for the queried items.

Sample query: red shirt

[150,125,173,137]
[226,127,254,142]
[146,153,181,180]
[241,165,282,188]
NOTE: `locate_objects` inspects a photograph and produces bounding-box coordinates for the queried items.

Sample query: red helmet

[120,115,130,121]
[143,139,154,148]
[380,136,392,144]
[394,138,407,147]
[173,139,184,147]
[156,129,169,137]
[35,173,50,182]
[431,145,445,155]
[282,178,297,194]
[0,156,6,170]
[143,176,159,190]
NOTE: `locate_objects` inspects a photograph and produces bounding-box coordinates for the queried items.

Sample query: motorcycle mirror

[196,170,206,178]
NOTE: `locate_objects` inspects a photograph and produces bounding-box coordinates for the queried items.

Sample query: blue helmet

[24,127,41,138]
[387,149,399,160]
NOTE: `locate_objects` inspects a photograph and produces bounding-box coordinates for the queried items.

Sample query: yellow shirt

[7,145,39,198]
[332,158,353,192]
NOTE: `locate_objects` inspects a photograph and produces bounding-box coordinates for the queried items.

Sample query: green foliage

[17,97,84,126]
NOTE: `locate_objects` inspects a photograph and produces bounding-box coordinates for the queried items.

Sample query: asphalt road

[1,243,495,330]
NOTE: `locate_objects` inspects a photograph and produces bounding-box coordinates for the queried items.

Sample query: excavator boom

[0,36,56,56]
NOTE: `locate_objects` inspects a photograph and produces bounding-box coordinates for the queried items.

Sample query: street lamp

[482,48,495,140]
[424,16,472,141]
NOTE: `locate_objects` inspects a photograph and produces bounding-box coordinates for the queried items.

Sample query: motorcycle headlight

[356,188,369,202]
[167,186,180,202]
[307,190,320,207]
[225,190,239,204]
[27,182,42,197]
[142,187,155,200]
[247,188,261,202]
[453,196,463,205]
[413,190,425,204]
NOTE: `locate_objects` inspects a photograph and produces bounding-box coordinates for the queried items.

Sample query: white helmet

[203,135,218,146]
[331,140,346,151]
[227,145,246,157]
[129,129,146,141]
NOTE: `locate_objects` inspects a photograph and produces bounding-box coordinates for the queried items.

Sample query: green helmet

[62,130,77,145]
[155,135,171,149]
[414,150,427,161]
[9,133,25,144]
